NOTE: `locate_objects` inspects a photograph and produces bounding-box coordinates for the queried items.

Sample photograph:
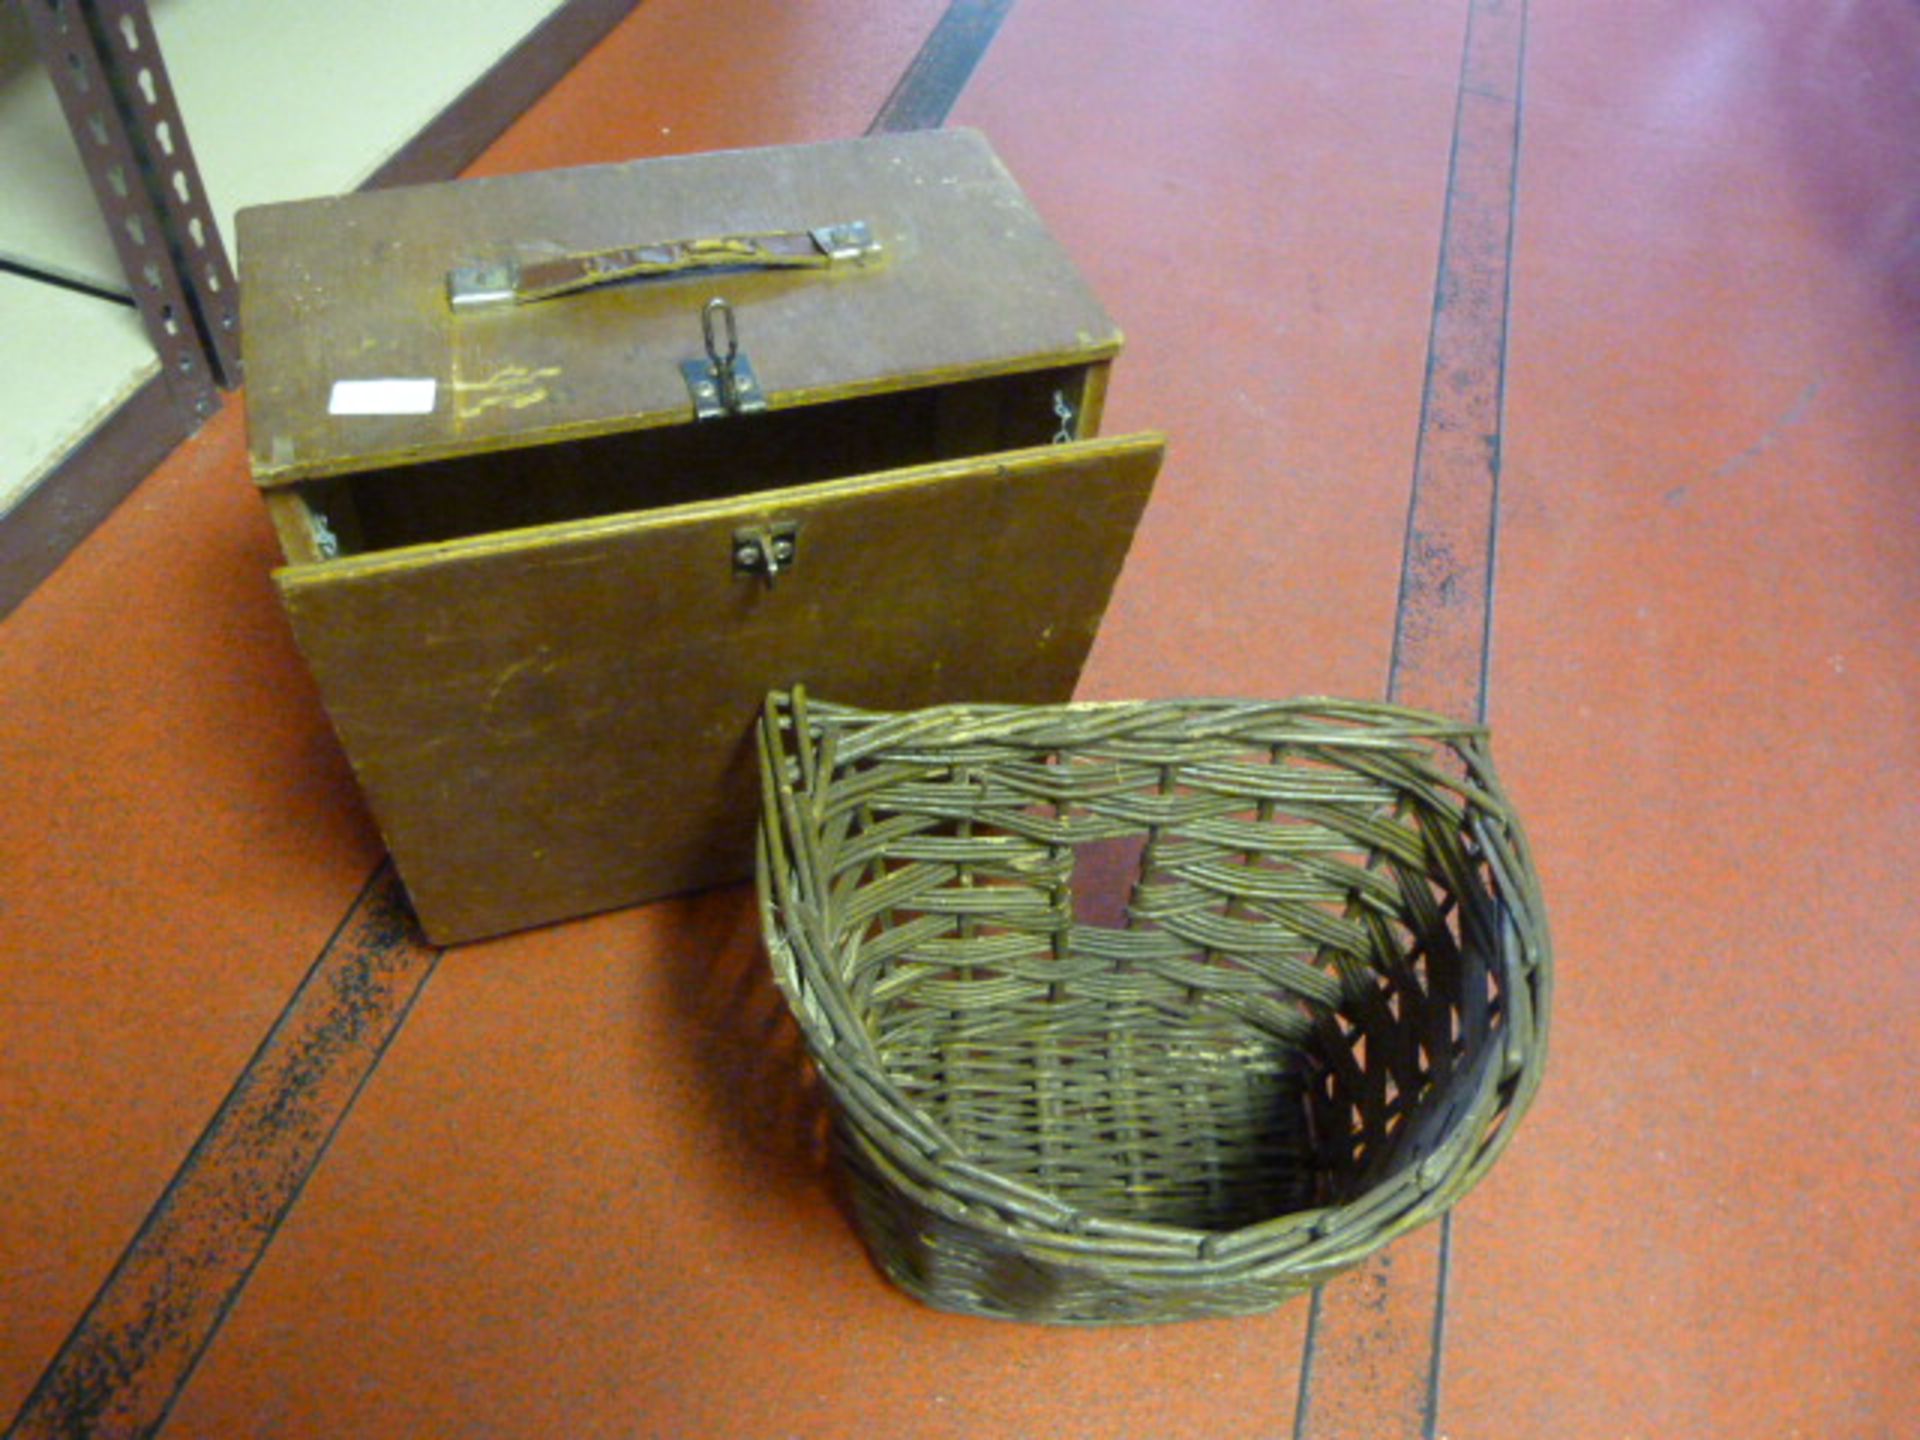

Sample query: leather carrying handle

[447,222,880,310]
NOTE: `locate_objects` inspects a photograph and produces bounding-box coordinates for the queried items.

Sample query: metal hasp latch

[733,522,798,588]
[682,297,767,420]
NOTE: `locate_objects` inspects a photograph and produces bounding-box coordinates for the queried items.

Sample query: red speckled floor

[4,1,1917,1436]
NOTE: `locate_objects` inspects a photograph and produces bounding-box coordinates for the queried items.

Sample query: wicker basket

[755,689,1550,1324]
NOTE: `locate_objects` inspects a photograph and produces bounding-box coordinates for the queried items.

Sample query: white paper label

[328,378,438,416]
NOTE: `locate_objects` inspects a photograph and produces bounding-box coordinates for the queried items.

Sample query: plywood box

[239,130,1162,943]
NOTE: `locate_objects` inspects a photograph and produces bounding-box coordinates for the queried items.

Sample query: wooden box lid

[237,129,1121,488]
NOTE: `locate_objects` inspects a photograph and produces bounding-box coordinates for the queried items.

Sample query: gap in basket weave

[1068,831,1149,930]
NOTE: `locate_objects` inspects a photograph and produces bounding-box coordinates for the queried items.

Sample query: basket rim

[766,689,1493,749]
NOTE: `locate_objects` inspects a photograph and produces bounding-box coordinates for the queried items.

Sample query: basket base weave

[847,1018,1325,1323]
[889,1019,1316,1234]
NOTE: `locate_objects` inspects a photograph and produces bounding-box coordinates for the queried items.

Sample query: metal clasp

[733,522,798,588]
[681,296,769,420]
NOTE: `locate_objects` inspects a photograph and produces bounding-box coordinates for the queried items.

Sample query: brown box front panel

[277,435,1163,942]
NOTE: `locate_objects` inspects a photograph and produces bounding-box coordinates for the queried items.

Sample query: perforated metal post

[24,0,243,420]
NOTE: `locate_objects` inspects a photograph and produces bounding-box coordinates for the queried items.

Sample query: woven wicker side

[756,688,1550,1324]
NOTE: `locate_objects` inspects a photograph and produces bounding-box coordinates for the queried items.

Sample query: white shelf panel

[0,4,125,293]
[0,0,567,292]
[0,277,157,517]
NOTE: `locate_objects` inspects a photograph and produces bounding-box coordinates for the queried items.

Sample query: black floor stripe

[1422,1208,1456,1440]
[1291,1285,1327,1440]
[1294,0,1531,1433]
[868,0,1016,134]
[5,866,439,1440]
